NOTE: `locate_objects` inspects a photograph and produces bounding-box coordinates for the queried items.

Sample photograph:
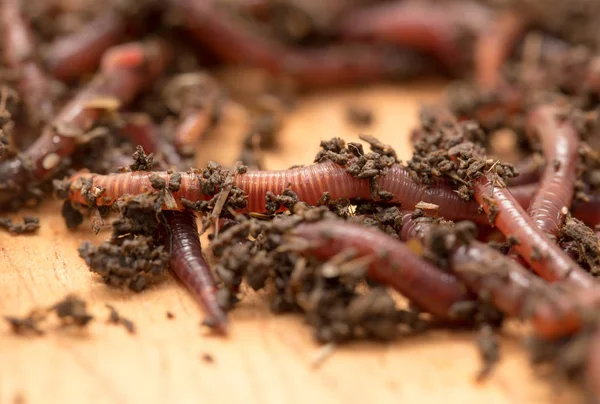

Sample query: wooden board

[0,80,583,404]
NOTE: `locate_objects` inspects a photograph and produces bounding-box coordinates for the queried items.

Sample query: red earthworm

[66,161,485,221]
[474,10,525,90]
[266,0,378,42]
[163,210,228,334]
[162,72,222,155]
[473,174,594,288]
[174,111,213,155]
[119,113,186,171]
[43,10,129,81]
[573,194,600,228]
[168,0,432,88]
[524,104,579,239]
[396,216,597,340]
[292,219,472,319]
[506,155,544,187]
[586,327,600,403]
[337,0,491,75]
[449,239,600,340]
[0,39,172,207]
[1,0,54,128]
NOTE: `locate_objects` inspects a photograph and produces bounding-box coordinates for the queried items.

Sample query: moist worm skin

[586,328,600,404]
[119,113,185,171]
[168,0,430,88]
[506,155,544,187]
[337,0,491,76]
[164,210,228,334]
[0,39,172,207]
[474,11,524,90]
[474,175,595,288]
[1,0,54,127]
[67,161,483,221]
[293,220,471,319]
[450,241,600,340]
[398,214,596,340]
[65,161,600,225]
[44,10,128,81]
[525,105,579,239]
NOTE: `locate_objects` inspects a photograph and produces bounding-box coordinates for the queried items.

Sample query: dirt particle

[475,325,501,382]
[51,294,94,327]
[0,215,40,234]
[346,104,374,127]
[105,304,136,334]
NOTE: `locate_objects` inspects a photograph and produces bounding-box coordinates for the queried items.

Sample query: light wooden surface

[0,81,583,404]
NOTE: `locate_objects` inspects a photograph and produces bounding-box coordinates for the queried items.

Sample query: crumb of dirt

[345,104,374,127]
[60,201,84,229]
[78,193,170,292]
[181,162,248,233]
[129,145,155,172]
[407,116,517,200]
[201,353,214,363]
[0,215,40,234]
[210,204,431,343]
[106,304,136,334]
[313,135,399,200]
[51,294,94,327]
[4,309,47,336]
[559,217,600,275]
[475,324,501,382]
[354,204,403,238]
[527,319,600,385]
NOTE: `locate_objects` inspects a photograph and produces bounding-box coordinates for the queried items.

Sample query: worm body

[450,240,599,340]
[525,105,579,238]
[586,327,600,403]
[0,39,172,207]
[474,11,524,89]
[67,161,485,221]
[474,175,594,288]
[119,113,186,171]
[338,1,491,75]
[294,220,471,319]
[44,10,129,81]
[164,210,228,334]
[1,0,54,127]
[398,214,596,340]
[169,0,429,87]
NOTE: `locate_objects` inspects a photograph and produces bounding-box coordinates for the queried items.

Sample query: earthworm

[449,239,600,340]
[161,72,222,155]
[337,0,491,75]
[292,219,472,319]
[0,39,172,207]
[266,0,375,43]
[474,174,594,288]
[573,193,600,228]
[119,113,186,171]
[474,10,524,89]
[43,10,129,81]
[163,210,228,334]
[66,161,485,221]
[506,155,544,187]
[397,215,597,340]
[524,104,579,239]
[174,111,213,155]
[1,0,54,128]
[586,326,600,404]
[168,0,431,88]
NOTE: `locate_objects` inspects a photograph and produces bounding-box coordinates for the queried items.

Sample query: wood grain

[0,81,583,404]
